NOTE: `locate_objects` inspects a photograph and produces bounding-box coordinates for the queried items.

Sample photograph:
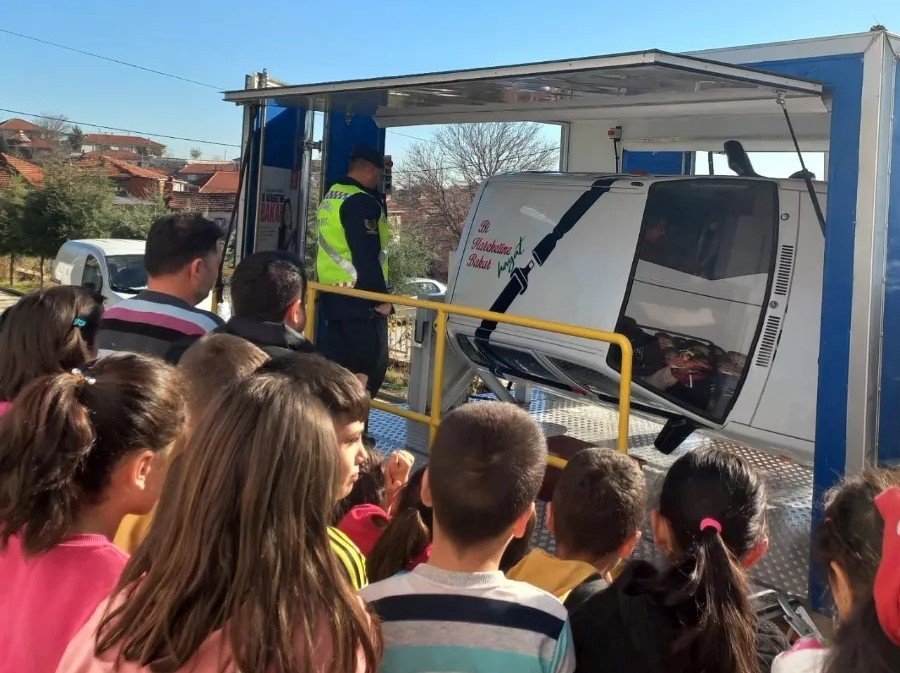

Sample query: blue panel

[748,54,864,609]
[323,112,385,190]
[621,150,690,175]
[262,105,304,169]
[877,61,900,467]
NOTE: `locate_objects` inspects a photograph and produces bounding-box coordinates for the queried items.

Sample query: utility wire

[0,27,225,90]
[0,108,240,148]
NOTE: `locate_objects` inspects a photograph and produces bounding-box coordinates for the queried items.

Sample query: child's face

[334,418,366,499]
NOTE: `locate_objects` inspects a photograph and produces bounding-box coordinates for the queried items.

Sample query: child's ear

[130,450,157,491]
[512,502,536,539]
[829,560,855,620]
[651,509,673,555]
[546,502,556,537]
[742,535,769,570]
[617,530,642,560]
[421,468,433,508]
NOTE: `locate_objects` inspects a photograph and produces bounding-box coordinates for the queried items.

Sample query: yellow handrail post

[305,283,318,344]
[429,311,449,443]
[615,337,633,454]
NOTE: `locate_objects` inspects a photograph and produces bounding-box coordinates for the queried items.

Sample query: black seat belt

[778,92,826,235]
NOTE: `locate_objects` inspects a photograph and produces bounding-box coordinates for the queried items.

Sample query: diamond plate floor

[369,389,813,599]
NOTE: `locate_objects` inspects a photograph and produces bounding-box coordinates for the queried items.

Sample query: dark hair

[230,251,307,322]
[553,448,647,559]
[259,353,370,422]
[649,448,767,673]
[499,509,536,573]
[428,402,547,545]
[367,467,433,582]
[0,286,103,400]
[178,333,269,421]
[820,468,900,673]
[144,213,225,276]
[0,353,186,555]
[333,446,387,524]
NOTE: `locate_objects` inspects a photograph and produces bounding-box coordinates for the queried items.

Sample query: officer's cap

[350,145,385,169]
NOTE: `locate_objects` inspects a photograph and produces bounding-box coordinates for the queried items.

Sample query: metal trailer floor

[369,389,814,600]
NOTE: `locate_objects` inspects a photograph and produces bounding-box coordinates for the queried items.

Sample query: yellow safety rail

[305,281,633,465]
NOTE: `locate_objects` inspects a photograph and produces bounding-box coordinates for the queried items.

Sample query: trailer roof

[223,49,825,126]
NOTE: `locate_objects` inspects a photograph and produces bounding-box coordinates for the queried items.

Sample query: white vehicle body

[53,239,147,307]
[446,173,826,464]
[401,277,447,297]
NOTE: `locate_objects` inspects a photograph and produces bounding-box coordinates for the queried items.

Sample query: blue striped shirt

[360,564,575,673]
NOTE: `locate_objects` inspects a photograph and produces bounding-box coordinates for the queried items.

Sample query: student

[57,371,382,673]
[113,333,269,553]
[96,213,225,362]
[0,354,186,673]
[260,353,373,590]
[217,250,317,357]
[0,285,103,416]
[772,468,900,673]
[360,402,575,673]
[569,448,770,673]
[508,448,646,603]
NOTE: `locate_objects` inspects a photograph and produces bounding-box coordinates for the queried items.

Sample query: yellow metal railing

[305,281,633,465]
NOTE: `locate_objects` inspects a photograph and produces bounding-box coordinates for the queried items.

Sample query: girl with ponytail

[0,353,186,673]
[570,448,770,673]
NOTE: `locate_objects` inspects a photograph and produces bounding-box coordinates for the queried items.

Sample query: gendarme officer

[315,145,392,398]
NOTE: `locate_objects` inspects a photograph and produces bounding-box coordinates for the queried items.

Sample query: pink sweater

[0,534,128,673]
[57,595,372,673]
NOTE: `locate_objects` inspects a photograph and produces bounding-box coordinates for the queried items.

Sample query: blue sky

[1,1,898,162]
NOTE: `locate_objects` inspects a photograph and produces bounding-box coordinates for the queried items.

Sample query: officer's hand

[375,302,393,316]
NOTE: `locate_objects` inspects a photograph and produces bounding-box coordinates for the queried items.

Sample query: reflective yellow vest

[315,182,390,286]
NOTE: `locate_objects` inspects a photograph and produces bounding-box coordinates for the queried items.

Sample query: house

[77,155,168,200]
[82,133,166,157]
[199,170,240,194]
[167,192,235,229]
[0,153,44,189]
[81,148,141,162]
[176,161,239,187]
[0,118,59,158]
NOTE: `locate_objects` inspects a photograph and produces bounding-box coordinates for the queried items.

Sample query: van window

[609,179,778,423]
[82,255,103,292]
[106,255,148,293]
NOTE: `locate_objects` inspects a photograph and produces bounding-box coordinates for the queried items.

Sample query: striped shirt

[328,526,368,591]
[360,563,575,673]
[96,290,223,363]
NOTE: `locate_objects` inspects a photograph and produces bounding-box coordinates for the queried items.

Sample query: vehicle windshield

[107,254,148,293]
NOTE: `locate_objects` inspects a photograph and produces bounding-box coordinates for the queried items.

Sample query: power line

[0,27,224,90]
[0,108,240,148]
[386,129,431,142]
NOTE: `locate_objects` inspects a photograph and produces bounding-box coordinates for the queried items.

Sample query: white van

[53,239,147,306]
[445,173,825,464]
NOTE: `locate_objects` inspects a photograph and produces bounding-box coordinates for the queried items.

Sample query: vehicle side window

[82,255,103,292]
[424,282,439,294]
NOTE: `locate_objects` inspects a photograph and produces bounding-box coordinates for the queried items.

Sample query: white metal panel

[566,120,619,172]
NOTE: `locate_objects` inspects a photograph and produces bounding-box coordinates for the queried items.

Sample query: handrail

[305,281,633,462]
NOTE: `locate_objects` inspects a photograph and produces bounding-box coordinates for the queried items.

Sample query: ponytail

[367,507,431,582]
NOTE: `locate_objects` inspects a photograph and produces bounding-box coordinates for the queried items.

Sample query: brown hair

[259,353,370,422]
[552,448,646,559]
[178,333,269,420]
[428,402,547,545]
[96,372,381,673]
[819,468,900,673]
[0,353,185,555]
[0,286,103,400]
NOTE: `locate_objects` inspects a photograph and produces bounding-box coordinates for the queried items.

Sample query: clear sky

[1,1,898,162]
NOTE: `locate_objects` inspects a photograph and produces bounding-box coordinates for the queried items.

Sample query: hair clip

[72,317,87,328]
[700,517,723,534]
[70,368,96,385]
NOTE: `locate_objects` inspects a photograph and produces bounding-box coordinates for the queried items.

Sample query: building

[176,161,239,187]
[198,170,240,193]
[81,148,141,162]
[77,155,168,200]
[0,118,59,158]
[0,153,44,189]
[82,133,166,157]
[167,192,235,229]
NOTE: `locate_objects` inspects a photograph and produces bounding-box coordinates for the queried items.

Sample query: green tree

[189,147,202,160]
[67,125,85,153]
[0,176,29,285]
[108,196,167,239]
[386,223,435,289]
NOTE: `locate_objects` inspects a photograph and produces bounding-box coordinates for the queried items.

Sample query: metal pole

[429,311,449,443]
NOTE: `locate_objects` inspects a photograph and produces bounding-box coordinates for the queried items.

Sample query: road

[0,288,19,313]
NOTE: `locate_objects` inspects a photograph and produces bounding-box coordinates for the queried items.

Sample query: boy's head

[549,448,646,565]
[258,353,369,498]
[229,251,307,332]
[424,402,547,548]
[178,334,269,423]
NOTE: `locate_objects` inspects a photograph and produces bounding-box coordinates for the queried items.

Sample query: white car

[400,277,447,297]
[53,239,147,306]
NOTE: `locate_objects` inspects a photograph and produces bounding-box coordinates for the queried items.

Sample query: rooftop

[0,153,45,188]
[198,170,240,193]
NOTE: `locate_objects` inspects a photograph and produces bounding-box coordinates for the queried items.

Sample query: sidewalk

[0,288,19,313]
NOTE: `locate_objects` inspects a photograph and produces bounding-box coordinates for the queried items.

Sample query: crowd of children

[0,214,898,673]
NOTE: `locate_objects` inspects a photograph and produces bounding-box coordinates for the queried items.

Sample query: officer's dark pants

[319,316,388,398]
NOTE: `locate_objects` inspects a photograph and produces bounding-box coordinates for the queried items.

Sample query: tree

[0,176,29,284]
[394,122,558,277]
[35,113,70,148]
[189,147,203,160]
[67,125,85,154]
[108,196,167,239]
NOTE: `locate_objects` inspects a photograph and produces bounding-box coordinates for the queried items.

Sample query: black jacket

[320,177,389,321]
[216,316,316,358]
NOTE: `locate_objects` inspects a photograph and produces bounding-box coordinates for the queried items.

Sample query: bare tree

[35,113,70,145]
[394,122,559,277]
[189,147,203,160]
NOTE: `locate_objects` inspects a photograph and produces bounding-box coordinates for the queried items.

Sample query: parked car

[399,277,447,297]
[53,239,147,306]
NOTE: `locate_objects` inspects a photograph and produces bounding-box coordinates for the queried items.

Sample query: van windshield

[107,254,148,294]
[608,179,778,423]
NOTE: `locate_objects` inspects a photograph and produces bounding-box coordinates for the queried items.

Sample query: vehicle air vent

[755,315,782,367]
[773,244,795,296]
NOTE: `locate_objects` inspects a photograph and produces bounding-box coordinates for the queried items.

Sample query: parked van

[53,239,147,306]
[445,173,825,464]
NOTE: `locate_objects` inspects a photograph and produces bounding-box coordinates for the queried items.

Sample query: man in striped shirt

[360,402,575,673]
[96,213,225,362]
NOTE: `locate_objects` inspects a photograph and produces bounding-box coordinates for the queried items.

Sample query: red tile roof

[168,192,236,212]
[0,153,45,188]
[83,149,140,161]
[177,162,239,176]
[83,133,165,151]
[23,136,57,150]
[78,155,168,180]
[0,118,41,132]
[198,170,239,194]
